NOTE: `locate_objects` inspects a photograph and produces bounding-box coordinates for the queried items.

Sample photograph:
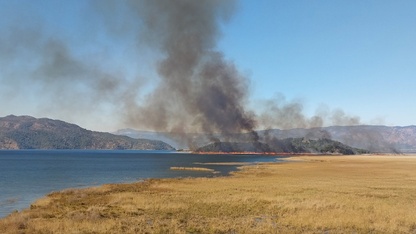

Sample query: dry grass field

[1,155,416,233]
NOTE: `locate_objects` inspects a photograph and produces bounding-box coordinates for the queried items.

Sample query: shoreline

[0,152,282,219]
[2,154,416,233]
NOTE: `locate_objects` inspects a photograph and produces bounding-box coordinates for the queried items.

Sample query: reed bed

[1,155,416,233]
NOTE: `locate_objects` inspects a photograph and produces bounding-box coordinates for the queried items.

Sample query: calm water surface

[0,150,280,218]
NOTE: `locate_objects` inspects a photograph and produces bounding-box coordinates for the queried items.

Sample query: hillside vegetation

[0,115,174,150]
[196,138,368,155]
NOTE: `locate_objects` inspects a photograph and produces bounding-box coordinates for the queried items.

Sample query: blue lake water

[0,150,281,218]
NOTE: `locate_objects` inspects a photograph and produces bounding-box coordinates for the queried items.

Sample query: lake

[0,150,281,218]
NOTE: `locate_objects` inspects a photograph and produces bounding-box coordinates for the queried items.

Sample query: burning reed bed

[1,155,416,233]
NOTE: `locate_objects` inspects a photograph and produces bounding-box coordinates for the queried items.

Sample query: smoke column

[122,0,258,146]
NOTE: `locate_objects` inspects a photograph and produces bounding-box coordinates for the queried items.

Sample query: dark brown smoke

[121,0,259,147]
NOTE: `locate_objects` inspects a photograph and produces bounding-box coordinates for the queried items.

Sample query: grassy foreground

[2,155,416,233]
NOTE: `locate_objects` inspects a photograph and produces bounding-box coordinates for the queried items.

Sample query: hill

[260,125,416,153]
[196,142,271,153]
[196,138,368,155]
[113,129,180,149]
[116,125,416,153]
[0,115,174,150]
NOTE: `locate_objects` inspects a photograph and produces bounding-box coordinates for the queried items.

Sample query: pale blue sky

[0,0,415,131]
[220,0,416,126]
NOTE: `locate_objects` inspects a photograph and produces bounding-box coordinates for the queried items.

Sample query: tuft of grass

[1,155,416,233]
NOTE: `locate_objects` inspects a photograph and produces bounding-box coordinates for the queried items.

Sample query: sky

[0,0,415,132]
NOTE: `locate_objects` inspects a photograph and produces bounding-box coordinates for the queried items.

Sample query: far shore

[1,154,416,233]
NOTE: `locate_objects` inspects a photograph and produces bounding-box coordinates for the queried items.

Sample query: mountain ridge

[259,125,416,153]
[0,115,174,150]
[115,125,416,153]
[3,114,413,153]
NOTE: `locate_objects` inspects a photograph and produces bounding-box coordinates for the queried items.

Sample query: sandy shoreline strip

[1,154,416,233]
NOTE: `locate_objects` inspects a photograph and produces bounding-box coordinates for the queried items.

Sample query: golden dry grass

[2,155,416,233]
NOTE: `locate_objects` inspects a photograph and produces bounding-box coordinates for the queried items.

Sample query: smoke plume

[0,0,370,150]
[120,0,259,146]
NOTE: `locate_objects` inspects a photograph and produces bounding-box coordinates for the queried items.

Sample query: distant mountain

[112,129,209,149]
[0,115,174,150]
[196,142,271,153]
[196,138,368,155]
[113,129,181,149]
[115,125,416,153]
[259,125,416,153]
